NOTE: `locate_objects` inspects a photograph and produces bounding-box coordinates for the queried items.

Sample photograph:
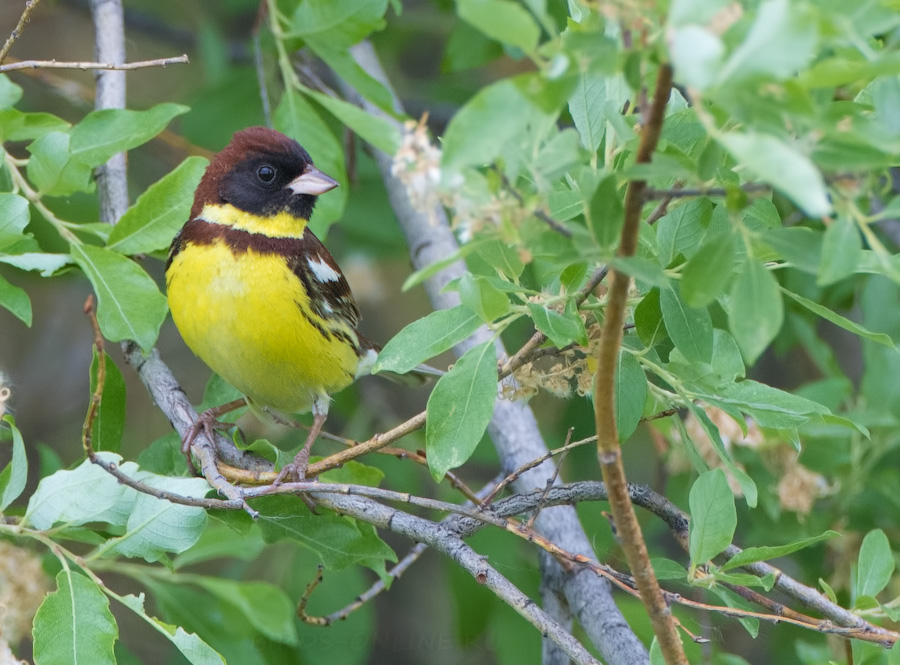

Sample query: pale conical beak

[286,165,339,196]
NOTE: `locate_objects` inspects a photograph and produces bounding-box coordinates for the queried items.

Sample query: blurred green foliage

[1,0,900,663]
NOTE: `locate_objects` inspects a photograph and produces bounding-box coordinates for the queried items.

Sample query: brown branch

[81,295,104,459]
[0,0,41,65]
[0,54,190,73]
[592,63,686,665]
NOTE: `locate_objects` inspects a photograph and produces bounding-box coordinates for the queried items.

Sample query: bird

[165,126,431,483]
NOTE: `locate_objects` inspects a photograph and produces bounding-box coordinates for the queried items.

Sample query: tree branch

[0,55,189,73]
[313,492,601,665]
[592,63,687,665]
[0,0,41,65]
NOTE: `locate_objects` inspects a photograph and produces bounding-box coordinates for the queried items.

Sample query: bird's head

[191,126,338,222]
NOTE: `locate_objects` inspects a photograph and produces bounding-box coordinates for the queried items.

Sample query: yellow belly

[166,240,359,413]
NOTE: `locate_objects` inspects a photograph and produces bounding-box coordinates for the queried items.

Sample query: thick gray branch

[89,0,128,223]
[315,492,600,665]
[344,40,648,665]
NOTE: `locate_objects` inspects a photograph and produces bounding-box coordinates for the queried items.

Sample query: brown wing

[288,230,361,331]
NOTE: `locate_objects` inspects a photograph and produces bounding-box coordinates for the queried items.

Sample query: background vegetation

[2,0,900,663]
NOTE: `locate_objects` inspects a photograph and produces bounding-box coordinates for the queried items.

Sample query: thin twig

[81,295,104,459]
[643,183,771,200]
[525,428,572,529]
[492,165,572,237]
[0,54,189,73]
[592,63,687,665]
[0,0,41,65]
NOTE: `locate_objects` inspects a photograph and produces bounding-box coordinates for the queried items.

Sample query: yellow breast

[166,239,359,413]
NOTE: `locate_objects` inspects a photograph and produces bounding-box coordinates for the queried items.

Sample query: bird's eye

[257,165,276,183]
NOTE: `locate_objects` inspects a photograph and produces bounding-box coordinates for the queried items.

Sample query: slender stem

[0,55,189,73]
[0,0,42,64]
[592,63,687,665]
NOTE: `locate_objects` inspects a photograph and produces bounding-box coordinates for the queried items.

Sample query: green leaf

[527,302,586,348]
[568,73,607,152]
[728,259,783,364]
[107,156,209,254]
[669,25,724,92]
[782,287,895,348]
[0,75,23,109]
[442,73,571,176]
[426,340,497,480]
[723,531,840,571]
[477,239,525,280]
[0,108,71,141]
[256,495,396,573]
[634,288,669,348]
[274,91,348,234]
[33,570,117,665]
[817,216,862,286]
[288,0,388,47]
[660,285,713,363]
[25,453,139,529]
[116,592,226,665]
[689,469,737,566]
[304,88,401,155]
[656,198,713,267]
[0,273,31,326]
[587,174,624,249]
[680,233,735,307]
[614,351,647,441]
[609,256,670,289]
[26,131,94,196]
[0,415,28,510]
[374,306,480,374]
[459,273,510,322]
[0,252,71,276]
[717,132,830,217]
[191,578,298,645]
[89,351,126,453]
[856,529,894,599]
[458,0,541,53]
[71,243,167,351]
[717,0,817,85]
[702,380,830,429]
[69,103,189,168]
[0,193,30,233]
[104,474,211,562]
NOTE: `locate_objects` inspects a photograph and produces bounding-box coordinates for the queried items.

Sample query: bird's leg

[273,410,327,485]
[182,397,249,472]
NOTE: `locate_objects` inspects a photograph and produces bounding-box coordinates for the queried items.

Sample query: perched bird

[166,126,426,482]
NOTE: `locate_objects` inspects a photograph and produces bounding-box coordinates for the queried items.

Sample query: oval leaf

[689,468,737,566]
[71,243,168,351]
[660,285,713,363]
[107,156,209,254]
[614,351,647,441]
[33,571,117,665]
[69,103,189,168]
[728,259,783,365]
[373,305,481,375]
[718,131,831,217]
[426,340,497,480]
